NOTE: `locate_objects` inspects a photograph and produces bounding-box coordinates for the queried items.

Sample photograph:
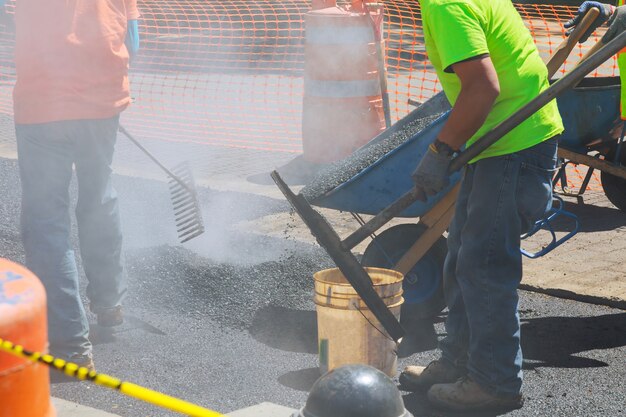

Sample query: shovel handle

[578,38,605,64]
[546,7,600,78]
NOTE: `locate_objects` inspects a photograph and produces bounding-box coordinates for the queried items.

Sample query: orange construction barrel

[0,259,55,417]
[302,5,386,163]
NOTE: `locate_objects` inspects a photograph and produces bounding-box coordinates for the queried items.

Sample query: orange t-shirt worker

[11,0,139,370]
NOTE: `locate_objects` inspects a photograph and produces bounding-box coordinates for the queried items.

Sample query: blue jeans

[439,138,558,398]
[16,117,126,360]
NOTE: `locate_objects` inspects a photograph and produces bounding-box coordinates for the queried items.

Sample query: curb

[52,397,122,417]
[227,402,296,416]
[51,398,296,417]
[519,283,626,310]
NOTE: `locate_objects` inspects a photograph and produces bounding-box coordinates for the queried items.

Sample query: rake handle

[118,124,192,193]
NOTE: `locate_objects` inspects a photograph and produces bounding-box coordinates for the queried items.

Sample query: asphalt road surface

[0,157,624,417]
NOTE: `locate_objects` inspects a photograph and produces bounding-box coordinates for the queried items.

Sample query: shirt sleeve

[125,0,140,19]
[425,2,489,72]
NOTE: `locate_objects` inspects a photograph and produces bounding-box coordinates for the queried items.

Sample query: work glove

[411,139,456,199]
[125,19,140,61]
[564,1,615,43]
[602,5,626,43]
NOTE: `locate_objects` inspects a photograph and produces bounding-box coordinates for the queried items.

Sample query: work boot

[399,359,465,391]
[92,305,124,327]
[428,376,524,412]
[49,353,96,384]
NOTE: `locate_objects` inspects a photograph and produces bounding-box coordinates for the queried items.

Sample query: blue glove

[602,5,626,43]
[412,140,456,199]
[564,2,615,43]
[125,19,140,59]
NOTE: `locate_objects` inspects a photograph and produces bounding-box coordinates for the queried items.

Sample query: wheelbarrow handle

[448,30,626,173]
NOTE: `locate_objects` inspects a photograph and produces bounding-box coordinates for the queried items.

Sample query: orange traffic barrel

[311,0,336,10]
[0,259,55,417]
[302,5,386,163]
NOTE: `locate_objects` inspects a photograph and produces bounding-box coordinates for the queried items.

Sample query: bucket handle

[350,298,397,345]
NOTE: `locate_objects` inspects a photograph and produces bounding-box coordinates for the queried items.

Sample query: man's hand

[564,2,615,43]
[412,140,456,199]
[602,5,626,43]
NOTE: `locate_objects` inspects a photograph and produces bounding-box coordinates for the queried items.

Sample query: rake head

[168,162,205,243]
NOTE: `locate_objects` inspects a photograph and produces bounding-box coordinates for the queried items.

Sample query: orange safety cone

[0,259,55,417]
[302,2,386,163]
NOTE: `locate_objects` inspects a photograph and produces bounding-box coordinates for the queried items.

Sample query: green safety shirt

[420,0,564,162]
[616,0,626,119]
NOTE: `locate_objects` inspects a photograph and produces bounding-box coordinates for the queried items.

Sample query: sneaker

[399,359,466,391]
[92,305,124,327]
[428,376,524,412]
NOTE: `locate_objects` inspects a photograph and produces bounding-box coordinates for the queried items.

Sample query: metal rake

[118,125,205,243]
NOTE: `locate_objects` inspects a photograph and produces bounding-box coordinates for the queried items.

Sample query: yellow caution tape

[0,337,224,417]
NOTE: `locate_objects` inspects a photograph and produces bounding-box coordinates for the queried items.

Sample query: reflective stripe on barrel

[302,6,386,163]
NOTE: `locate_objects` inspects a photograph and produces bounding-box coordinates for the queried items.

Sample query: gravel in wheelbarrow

[301,112,445,201]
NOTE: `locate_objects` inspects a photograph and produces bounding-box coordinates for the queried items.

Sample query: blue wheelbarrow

[555,76,626,212]
[272,31,626,338]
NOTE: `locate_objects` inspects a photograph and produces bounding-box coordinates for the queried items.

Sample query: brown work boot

[92,305,124,327]
[50,353,96,384]
[428,376,524,412]
[399,359,465,391]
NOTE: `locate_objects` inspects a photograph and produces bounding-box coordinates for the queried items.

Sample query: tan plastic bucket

[313,267,403,377]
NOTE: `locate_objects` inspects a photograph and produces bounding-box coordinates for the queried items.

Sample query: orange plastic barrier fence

[0,1,618,167]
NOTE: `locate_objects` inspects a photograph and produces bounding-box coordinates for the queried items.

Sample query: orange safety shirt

[13,0,140,124]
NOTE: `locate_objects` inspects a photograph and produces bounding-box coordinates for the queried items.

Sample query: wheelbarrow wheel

[600,147,626,212]
[361,223,447,321]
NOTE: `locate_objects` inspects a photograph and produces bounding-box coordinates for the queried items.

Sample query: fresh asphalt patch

[0,157,624,416]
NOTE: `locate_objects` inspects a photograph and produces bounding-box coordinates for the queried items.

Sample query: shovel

[118,125,205,244]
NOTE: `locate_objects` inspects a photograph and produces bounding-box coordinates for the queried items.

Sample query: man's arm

[411,56,499,198]
[437,56,500,151]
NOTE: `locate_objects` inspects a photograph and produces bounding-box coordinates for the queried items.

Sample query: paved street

[0,156,624,416]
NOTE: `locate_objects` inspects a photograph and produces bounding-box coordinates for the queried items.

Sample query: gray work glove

[412,140,456,199]
[564,2,614,43]
[602,5,626,43]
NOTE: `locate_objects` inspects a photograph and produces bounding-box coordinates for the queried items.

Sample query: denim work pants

[439,138,558,398]
[16,116,126,360]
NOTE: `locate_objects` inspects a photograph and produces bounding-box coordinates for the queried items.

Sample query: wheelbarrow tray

[303,110,461,217]
[304,77,622,217]
[558,76,621,152]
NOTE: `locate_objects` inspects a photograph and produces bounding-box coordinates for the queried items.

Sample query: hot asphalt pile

[301,112,445,200]
[125,244,331,329]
